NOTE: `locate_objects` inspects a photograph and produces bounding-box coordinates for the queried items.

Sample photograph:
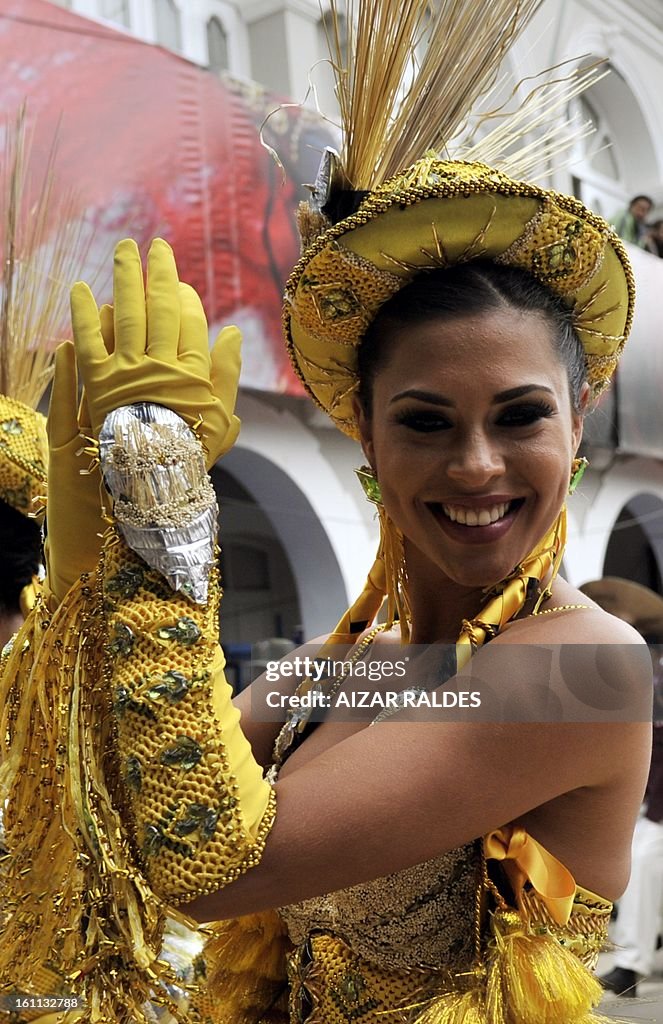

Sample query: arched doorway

[603,493,663,592]
[219,445,350,641]
[212,464,306,691]
[211,466,302,645]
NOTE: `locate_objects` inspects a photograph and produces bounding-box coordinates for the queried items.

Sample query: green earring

[569,456,588,495]
[355,465,383,505]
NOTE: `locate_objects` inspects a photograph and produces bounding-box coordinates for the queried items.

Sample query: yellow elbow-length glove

[70,237,273,902]
[70,237,241,469]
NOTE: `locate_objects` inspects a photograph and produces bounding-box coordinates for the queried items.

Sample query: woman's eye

[396,411,452,432]
[498,403,555,427]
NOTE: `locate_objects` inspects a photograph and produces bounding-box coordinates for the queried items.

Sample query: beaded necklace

[271,623,387,768]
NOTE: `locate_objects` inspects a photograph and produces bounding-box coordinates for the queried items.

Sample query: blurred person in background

[581,578,663,997]
[613,194,654,247]
[646,219,663,257]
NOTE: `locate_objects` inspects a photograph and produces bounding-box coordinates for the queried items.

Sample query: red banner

[0,0,336,393]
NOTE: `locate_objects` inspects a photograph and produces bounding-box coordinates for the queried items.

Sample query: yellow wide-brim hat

[284,158,635,440]
[0,394,48,521]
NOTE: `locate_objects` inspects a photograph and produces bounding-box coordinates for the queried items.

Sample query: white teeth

[441,501,511,526]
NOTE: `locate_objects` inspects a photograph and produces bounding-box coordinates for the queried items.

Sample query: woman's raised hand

[70,238,241,468]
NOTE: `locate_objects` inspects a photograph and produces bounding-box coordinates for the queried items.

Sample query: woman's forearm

[102,528,275,902]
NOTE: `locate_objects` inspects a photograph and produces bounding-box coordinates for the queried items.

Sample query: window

[99,0,130,27]
[576,96,621,182]
[155,0,182,52]
[207,16,229,72]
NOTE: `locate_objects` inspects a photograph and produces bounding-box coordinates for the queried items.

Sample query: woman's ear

[571,381,591,453]
[353,396,376,469]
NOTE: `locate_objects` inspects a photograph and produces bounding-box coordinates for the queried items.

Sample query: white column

[245,0,321,102]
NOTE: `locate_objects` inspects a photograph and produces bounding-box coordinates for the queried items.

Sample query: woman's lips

[426,498,525,544]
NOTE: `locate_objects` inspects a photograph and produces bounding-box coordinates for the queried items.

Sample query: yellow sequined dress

[281,843,480,1024]
[276,839,610,1024]
[272,646,613,1024]
[279,847,612,1024]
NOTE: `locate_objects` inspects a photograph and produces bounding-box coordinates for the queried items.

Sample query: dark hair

[357,261,587,414]
[630,195,653,207]
[0,499,42,615]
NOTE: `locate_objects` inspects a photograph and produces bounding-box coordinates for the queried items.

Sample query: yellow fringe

[487,908,609,1024]
[377,506,412,642]
[414,985,487,1024]
[0,573,192,1021]
[411,906,612,1024]
[204,911,291,1024]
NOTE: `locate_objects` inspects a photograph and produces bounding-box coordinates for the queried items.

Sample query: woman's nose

[446,433,505,485]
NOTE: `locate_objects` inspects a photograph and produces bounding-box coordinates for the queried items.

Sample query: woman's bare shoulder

[501,582,647,646]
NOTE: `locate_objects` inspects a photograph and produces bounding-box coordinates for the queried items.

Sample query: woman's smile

[426,496,526,543]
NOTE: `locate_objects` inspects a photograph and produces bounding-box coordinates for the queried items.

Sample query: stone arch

[566,459,663,585]
[554,22,662,199]
[603,492,663,591]
[221,445,349,641]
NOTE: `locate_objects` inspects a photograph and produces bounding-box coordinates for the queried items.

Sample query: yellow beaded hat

[285,159,634,439]
[0,396,47,518]
[282,2,634,440]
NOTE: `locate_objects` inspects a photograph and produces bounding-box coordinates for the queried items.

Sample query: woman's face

[356,307,586,590]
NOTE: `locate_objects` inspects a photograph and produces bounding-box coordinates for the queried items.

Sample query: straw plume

[0,104,91,409]
[323,0,542,190]
[458,61,607,182]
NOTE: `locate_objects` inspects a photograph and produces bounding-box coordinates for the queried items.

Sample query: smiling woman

[0,1,653,1023]
[355,262,588,606]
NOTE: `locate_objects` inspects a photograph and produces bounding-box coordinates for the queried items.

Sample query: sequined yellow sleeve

[0,401,277,1020]
[103,528,274,903]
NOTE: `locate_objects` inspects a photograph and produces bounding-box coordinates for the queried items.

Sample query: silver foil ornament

[99,403,217,605]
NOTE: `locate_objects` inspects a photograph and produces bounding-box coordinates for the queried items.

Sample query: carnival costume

[0,1,637,1022]
[0,111,117,1024]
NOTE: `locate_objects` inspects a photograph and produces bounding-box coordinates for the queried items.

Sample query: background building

[13,0,663,657]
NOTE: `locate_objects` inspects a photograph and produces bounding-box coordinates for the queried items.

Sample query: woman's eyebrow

[389,389,453,407]
[389,384,554,407]
[493,384,554,402]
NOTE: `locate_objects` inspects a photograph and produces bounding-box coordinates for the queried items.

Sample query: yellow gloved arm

[69,237,270,904]
[103,528,274,903]
[70,237,241,467]
[44,341,106,607]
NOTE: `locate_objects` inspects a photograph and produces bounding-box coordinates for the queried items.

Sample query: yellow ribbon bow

[484,823,577,926]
